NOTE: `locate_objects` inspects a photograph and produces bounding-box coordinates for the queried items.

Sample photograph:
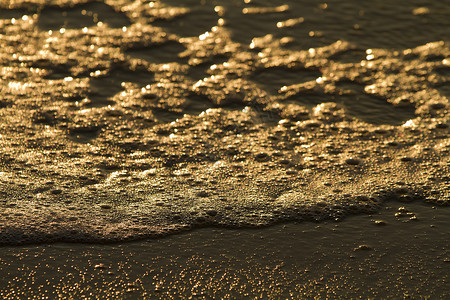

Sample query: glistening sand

[1,202,449,298]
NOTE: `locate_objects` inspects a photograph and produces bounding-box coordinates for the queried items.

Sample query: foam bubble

[0,1,448,245]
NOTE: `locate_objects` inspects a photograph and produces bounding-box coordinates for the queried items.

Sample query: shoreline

[1,194,447,247]
[1,201,448,298]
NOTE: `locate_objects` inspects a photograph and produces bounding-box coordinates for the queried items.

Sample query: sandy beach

[1,201,449,298]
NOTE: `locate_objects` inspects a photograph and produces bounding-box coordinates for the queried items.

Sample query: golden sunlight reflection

[0,1,448,298]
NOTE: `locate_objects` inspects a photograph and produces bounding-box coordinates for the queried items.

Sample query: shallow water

[0,0,449,245]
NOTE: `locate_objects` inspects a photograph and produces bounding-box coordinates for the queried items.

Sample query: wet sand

[1,201,449,298]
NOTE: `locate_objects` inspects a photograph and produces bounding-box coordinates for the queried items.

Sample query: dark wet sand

[1,201,448,299]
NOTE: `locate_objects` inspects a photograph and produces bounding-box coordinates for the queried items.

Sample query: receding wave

[0,0,448,245]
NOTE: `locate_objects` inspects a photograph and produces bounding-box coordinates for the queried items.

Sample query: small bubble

[206,210,218,217]
[429,103,446,110]
[373,220,387,226]
[94,263,106,269]
[400,157,413,162]
[255,152,269,161]
[354,245,372,251]
[386,141,399,146]
[50,189,62,195]
[435,123,448,129]
[196,190,209,197]
[398,207,409,213]
[279,159,291,165]
[345,158,361,165]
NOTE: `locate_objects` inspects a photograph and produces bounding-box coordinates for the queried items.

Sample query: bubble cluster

[0,0,448,245]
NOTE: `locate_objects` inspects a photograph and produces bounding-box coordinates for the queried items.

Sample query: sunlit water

[0,0,449,296]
